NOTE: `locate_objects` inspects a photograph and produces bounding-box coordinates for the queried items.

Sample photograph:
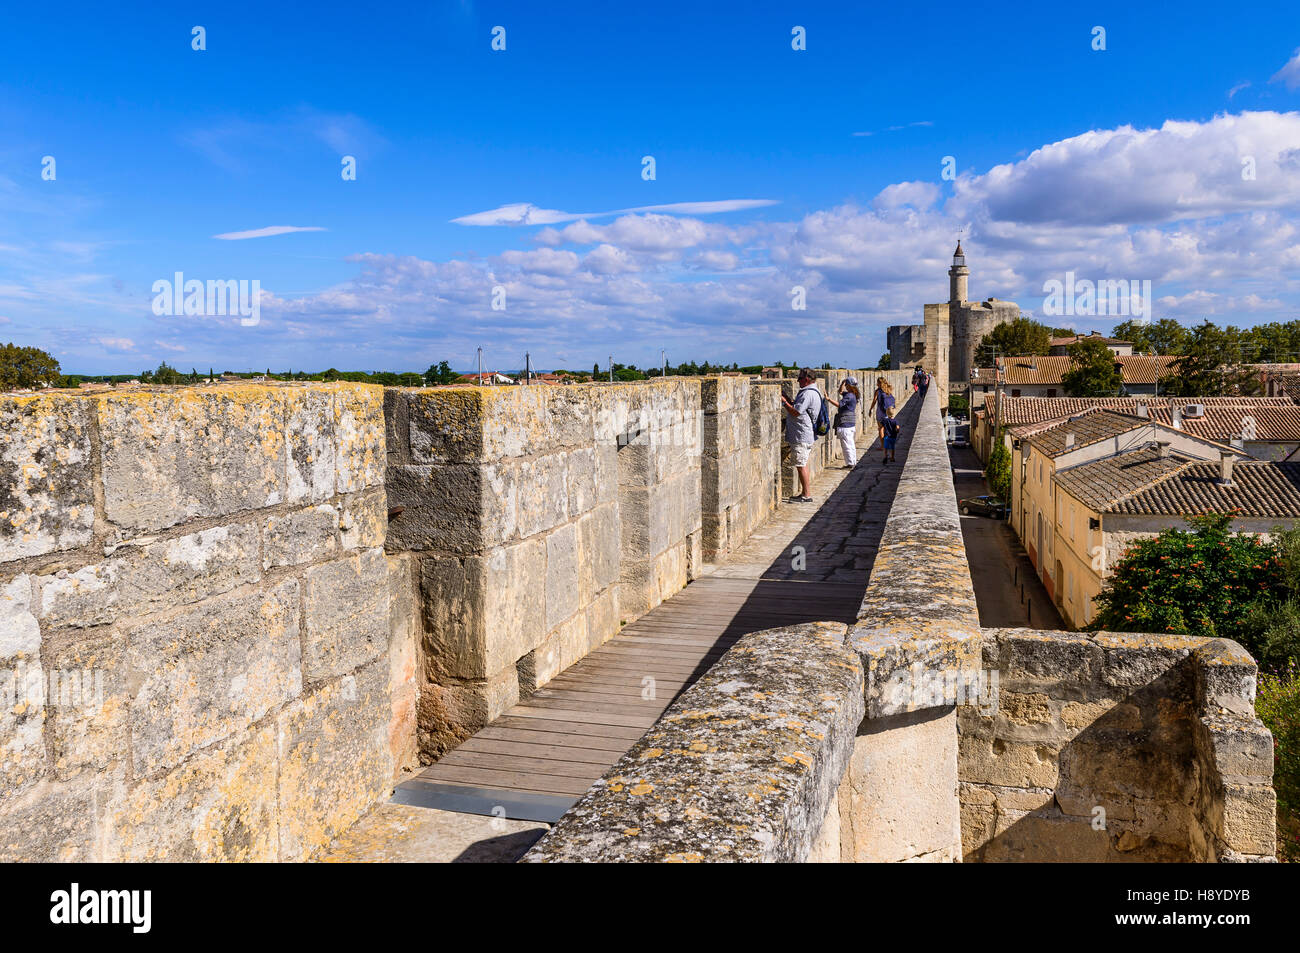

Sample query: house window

[1012,389,1021,397]
[1046,389,1057,398]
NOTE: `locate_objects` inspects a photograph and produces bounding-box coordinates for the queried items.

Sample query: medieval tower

[889,242,1019,403]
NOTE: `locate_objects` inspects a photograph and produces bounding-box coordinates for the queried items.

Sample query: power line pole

[477,346,483,385]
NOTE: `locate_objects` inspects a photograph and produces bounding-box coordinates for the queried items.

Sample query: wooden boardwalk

[393,401,917,822]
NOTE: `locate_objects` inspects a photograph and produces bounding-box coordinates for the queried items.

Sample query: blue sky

[2,1,1299,374]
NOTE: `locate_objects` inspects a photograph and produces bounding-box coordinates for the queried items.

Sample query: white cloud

[497,248,580,276]
[154,340,187,352]
[1271,48,1300,90]
[873,181,940,210]
[452,199,777,226]
[952,112,1300,227]
[97,337,136,352]
[213,225,326,240]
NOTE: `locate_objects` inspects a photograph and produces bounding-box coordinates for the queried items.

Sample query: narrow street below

[948,421,1064,630]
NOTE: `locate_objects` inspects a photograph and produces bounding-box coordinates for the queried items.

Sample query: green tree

[424,361,458,385]
[1159,321,1259,396]
[1112,318,1191,355]
[150,361,182,385]
[984,429,1011,502]
[1050,327,1077,338]
[876,353,892,371]
[1090,512,1280,639]
[1061,337,1122,397]
[322,368,340,382]
[0,343,61,391]
[974,318,1052,366]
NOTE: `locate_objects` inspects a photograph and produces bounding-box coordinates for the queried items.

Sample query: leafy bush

[1257,661,1300,862]
[1090,513,1280,639]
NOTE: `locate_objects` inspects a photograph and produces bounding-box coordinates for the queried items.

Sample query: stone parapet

[0,383,410,861]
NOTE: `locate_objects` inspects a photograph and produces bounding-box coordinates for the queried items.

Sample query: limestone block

[578,503,620,601]
[41,627,126,782]
[0,773,108,861]
[585,585,620,649]
[1,575,45,797]
[302,548,389,682]
[334,384,385,494]
[382,387,412,464]
[842,707,962,863]
[387,555,420,776]
[107,725,278,862]
[38,523,261,629]
[386,462,508,553]
[566,447,598,517]
[594,444,618,504]
[419,537,544,680]
[125,579,302,776]
[957,733,1061,789]
[405,389,487,464]
[262,505,339,569]
[515,454,568,538]
[999,629,1103,688]
[285,386,337,504]
[519,612,588,693]
[1218,783,1276,856]
[0,395,95,561]
[545,522,580,632]
[1198,714,1274,782]
[416,666,519,760]
[339,488,386,550]
[99,387,286,532]
[277,661,394,861]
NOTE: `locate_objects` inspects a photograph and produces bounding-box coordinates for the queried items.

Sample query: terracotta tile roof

[983,396,1300,441]
[1013,408,1150,458]
[973,354,1181,385]
[1108,460,1300,518]
[1055,446,1198,511]
[1049,334,1131,347]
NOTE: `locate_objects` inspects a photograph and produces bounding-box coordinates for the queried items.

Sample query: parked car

[948,436,970,448]
[959,495,1006,518]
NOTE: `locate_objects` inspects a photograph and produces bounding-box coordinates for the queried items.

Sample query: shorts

[883,435,897,450]
[792,443,812,467]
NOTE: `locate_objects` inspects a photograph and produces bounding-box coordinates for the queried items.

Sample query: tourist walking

[918,368,930,399]
[780,368,823,502]
[868,376,896,461]
[825,376,861,468]
[881,406,901,464]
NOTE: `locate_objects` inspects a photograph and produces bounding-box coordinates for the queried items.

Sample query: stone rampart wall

[960,629,1276,862]
[384,376,800,763]
[0,383,411,861]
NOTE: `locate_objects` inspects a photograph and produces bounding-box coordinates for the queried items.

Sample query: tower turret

[949,241,969,304]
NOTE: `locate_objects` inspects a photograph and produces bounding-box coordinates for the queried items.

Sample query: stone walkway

[317,399,919,862]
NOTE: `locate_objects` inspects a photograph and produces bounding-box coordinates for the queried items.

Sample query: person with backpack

[825,376,861,469]
[868,376,896,460]
[780,367,825,502]
[918,369,930,399]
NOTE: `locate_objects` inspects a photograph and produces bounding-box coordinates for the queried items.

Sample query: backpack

[812,392,830,439]
[884,417,900,440]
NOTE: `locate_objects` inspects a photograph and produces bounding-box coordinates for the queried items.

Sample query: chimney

[1219,452,1235,486]
[1136,401,1148,418]
[1156,440,1172,458]
[1172,405,1183,430]
[1064,433,1075,450]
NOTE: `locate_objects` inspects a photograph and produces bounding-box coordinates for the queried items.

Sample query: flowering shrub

[1090,512,1281,641]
